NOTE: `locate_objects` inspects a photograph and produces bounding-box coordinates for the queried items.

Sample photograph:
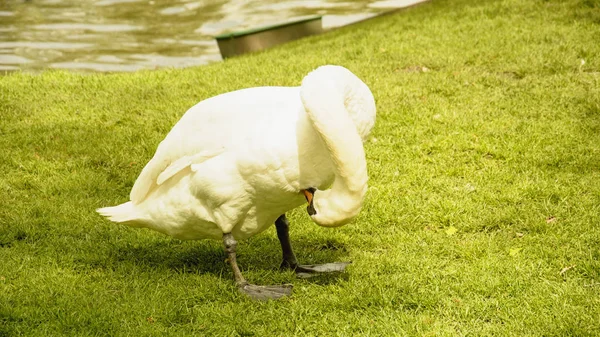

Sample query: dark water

[0,0,423,72]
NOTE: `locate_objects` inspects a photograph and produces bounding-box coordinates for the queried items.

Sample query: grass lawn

[1,0,600,335]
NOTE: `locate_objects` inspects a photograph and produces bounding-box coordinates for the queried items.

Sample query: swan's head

[302,187,365,228]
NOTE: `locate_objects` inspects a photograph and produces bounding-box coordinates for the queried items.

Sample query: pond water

[0,0,423,72]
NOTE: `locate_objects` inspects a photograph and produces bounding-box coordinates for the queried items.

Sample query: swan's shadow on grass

[82,234,350,284]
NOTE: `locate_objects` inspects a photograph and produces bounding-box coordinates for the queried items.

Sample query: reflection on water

[0,0,424,72]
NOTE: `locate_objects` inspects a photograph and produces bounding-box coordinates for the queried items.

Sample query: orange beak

[302,189,314,204]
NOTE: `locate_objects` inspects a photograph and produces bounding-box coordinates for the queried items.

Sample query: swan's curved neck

[342,78,376,142]
[300,65,376,227]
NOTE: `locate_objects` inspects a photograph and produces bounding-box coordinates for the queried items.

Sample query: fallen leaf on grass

[464,183,476,193]
[509,248,522,256]
[445,226,457,236]
[559,265,576,275]
[399,65,430,73]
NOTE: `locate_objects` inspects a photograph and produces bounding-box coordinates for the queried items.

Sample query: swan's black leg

[223,233,292,300]
[275,214,351,278]
[275,214,299,269]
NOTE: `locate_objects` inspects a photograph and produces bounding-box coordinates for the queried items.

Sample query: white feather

[96,202,145,227]
[156,149,224,185]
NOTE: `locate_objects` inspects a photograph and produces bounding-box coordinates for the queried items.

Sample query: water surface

[0,0,423,72]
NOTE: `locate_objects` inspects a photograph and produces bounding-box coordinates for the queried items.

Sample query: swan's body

[98,65,376,299]
[103,87,334,240]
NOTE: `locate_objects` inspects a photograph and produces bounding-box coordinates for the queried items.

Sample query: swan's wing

[130,146,224,204]
[130,156,164,204]
[156,148,225,185]
[129,103,230,204]
[128,85,301,204]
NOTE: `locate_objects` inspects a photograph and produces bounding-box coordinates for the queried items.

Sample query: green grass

[2,0,600,335]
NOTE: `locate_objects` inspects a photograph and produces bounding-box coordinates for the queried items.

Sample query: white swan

[97,65,376,300]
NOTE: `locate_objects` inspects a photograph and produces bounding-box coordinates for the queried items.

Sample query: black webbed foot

[239,283,293,301]
[295,261,351,278]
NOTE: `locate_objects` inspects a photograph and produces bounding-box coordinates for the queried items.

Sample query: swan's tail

[96,201,145,227]
[300,65,376,227]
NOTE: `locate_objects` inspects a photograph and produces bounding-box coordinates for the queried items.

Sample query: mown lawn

[1,0,599,335]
